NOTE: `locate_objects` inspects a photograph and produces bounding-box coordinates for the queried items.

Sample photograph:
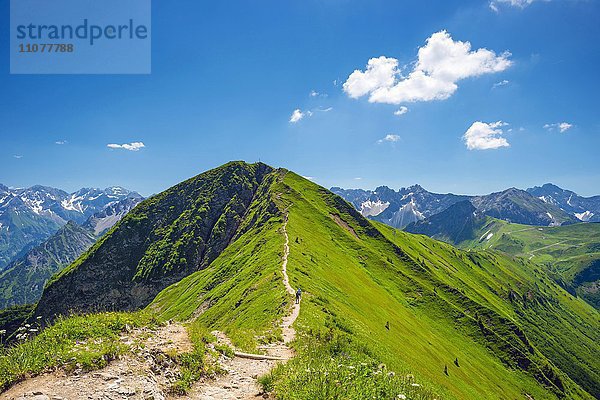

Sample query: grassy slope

[280,173,592,400]
[152,171,598,399]
[151,171,288,351]
[461,219,600,308]
[7,168,598,399]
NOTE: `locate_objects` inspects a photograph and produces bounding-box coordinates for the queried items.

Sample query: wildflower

[347,366,355,369]
[388,371,395,377]
[36,316,42,319]
[0,329,6,335]
[398,395,407,400]
[411,383,420,387]
[405,373,414,380]
[28,328,38,332]
[378,363,386,370]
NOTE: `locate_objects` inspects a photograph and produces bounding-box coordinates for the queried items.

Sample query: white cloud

[302,176,315,181]
[490,0,538,12]
[13,155,23,159]
[290,109,305,123]
[310,90,328,98]
[343,31,512,105]
[377,134,401,144]
[55,140,68,145]
[463,121,510,150]
[492,79,509,88]
[544,122,572,133]
[107,142,146,151]
[290,107,330,123]
[354,177,363,180]
[394,106,409,116]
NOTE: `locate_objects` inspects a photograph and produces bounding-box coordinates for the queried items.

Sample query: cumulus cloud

[302,176,315,181]
[343,31,512,105]
[55,140,68,145]
[377,134,401,144]
[107,142,146,151]
[394,106,409,116]
[544,122,572,133]
[13,155,23,159]
[463,121,510,150]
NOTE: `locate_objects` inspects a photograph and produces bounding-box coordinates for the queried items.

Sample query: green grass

[277,172,597,399]
[7,165,598,400]
[169,323,218,394]
[149,170,599,399]
[0,311,158,391]
[460,219,600,308]
[151,171,288,352]
[264,328,441,400]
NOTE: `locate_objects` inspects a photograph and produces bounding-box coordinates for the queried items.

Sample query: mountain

[15,162,597,399]
[330,185,469,229]
[527,183,600,222]
[0,185,142,270]
[404,200,487,243]
[0,222,96,309]
[0,196,143,309]
[35,162,275,318]
[470,187,577,226]
[333,185,578,229]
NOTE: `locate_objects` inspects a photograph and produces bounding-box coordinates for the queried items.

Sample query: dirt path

[182,215,299,399]
[527,240,570,260]
[1,322,193,400]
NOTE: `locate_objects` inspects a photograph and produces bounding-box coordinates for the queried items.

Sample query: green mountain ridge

[406,204,600,310]
[4,162,599,399]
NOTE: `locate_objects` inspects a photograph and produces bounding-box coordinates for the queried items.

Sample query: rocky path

[2,217,299,400]
[187,216,299,399]
[1,323,193,400]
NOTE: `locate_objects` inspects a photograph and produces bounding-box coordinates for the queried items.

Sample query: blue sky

[1,0,599,196]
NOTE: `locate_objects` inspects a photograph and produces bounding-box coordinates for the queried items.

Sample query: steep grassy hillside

[150,168,599,399]
[459,220,600,309]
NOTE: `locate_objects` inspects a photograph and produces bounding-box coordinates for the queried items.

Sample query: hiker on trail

[295,288,302,304]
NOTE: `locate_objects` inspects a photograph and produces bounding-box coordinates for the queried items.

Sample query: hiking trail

[182,213,299,399]
[2,215,300,400]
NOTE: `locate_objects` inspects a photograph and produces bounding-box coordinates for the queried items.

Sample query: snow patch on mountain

[575,211,594,222]
[360,200,390,217]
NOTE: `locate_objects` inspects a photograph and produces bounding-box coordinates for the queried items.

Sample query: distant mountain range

[527,183,600,222]
[0,184,142,269]
[332,183,595,229]
[0,195,142,308]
